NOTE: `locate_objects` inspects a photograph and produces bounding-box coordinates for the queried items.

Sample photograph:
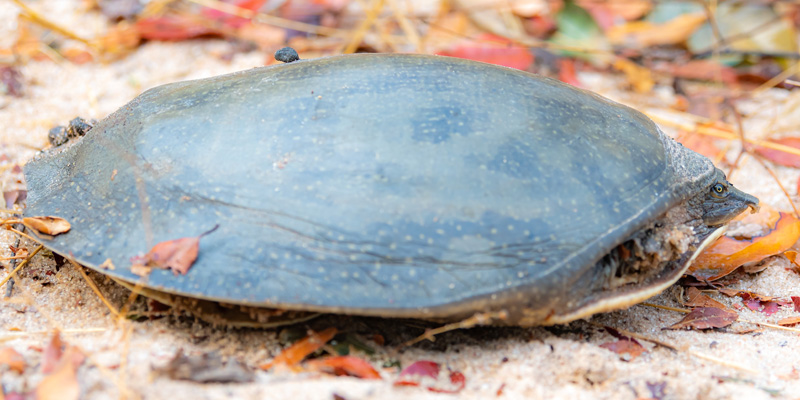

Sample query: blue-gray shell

[24,54,715,323]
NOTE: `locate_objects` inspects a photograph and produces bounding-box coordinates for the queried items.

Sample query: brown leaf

[159,350,254,383]
[599,338,645,360]
[792,296,800,312]
[665,307,738,330]
[684,287,728,309]
[664,60,738,85]
[131,225,218,275]
[0,347,25,373]
[260,327,337,370]
[754,137,800,168]
[22,216,71,236]
[305,356,381,379]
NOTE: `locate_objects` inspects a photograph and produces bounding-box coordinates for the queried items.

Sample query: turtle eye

[711,183,727,197]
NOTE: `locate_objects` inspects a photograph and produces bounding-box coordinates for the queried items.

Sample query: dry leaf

[130,225,218,275]
[22,216,71,236]
[675,132,724,162]
[35,346,83,400]
[305,356,382,379]
[599,338,645,360]
[578,0,651,25]
[663,60,738,85]
[778,316,800,326]
[437,33,534,70]
[394,360,467,394]
[99,258,115,270]
[792,296,800,312]
[754,137,800,168]
[0,67,23,97]
[0,347,25,373]
[608,13,707,47]
[134,14,219,41]
[612,58,653,93]
[159,350,254,383]
[665,307,738,330]
[41,332,64,374]
[738,292,790,316]
[260,327,337,370]
[3,190,26,209]
[689,210,800,280]
[684,287,728,309]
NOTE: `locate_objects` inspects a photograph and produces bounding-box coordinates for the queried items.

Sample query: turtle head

[700,169,759,226]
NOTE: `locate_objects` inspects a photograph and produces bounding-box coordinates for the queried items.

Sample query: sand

[2,3,800,399]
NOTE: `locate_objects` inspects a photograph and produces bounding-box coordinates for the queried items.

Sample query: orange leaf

[778,316,800,326]
[131,225,218,275]
[675,132,724,162]
[599,338,645,360]
[689,211,800,280]
[41,332,64,374]
[754,137,800,168]
[665,307,738,330]
[607,13,707,47]
[260,327,337,370]
[612,58,653,93]
[35,346,83,400]
[22,216,71,236]
[437,34,534,70]
[305,355,381,379]
[0,347,25,373]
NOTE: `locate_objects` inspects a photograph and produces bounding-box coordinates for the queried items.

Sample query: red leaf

[134,15,220,41]
[396,360,439,384]
[558,58,581,87]
[665,307,738,330]
[792,296,800,312]
[131,225,218,275]
[395,360,466,393]
[754,137,800,168]
[437,34,534,70]
[201,0,268,28]
[305,355,381,379]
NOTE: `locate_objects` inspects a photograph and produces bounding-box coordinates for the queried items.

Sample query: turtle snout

[702,186,760,226]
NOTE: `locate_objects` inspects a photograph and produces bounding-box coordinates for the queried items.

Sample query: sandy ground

[4,3,800,400]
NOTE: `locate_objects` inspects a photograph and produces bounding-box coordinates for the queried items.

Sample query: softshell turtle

[23,51,758,327]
